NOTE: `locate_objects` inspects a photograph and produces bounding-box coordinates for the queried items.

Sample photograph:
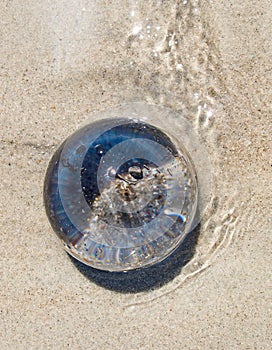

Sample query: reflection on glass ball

[44,114,198,271]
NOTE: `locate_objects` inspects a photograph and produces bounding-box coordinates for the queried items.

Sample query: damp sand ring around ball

[44,103,211,272]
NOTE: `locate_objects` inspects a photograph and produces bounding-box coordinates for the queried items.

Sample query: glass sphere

[44,108,199,271]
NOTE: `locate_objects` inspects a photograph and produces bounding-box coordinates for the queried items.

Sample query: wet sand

[0,1,271,349]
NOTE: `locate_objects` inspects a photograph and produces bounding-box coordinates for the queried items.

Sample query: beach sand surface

[0,1,271,349]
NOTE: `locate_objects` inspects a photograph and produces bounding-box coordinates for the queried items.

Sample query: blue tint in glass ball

[44,117,198,271]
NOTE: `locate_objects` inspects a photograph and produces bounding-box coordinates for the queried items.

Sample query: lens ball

[44,115,198,271]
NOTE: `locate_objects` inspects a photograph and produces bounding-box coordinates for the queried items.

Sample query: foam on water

[117,1,241,305]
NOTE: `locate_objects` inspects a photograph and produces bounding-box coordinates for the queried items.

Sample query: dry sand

[0,1,271,349]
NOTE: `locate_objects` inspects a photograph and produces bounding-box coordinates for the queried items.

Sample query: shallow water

[39,0,246,304]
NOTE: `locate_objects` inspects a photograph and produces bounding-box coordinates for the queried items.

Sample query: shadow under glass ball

[44,118,198,272]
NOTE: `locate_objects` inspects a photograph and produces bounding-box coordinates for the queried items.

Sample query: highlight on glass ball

[44,103,211,272]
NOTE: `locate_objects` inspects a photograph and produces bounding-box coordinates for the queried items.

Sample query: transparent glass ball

[44,105,202,271]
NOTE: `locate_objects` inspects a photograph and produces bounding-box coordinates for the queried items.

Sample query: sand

[0,0,271,349]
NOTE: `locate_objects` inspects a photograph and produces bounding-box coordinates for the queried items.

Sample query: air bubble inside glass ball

[44,114,198,271]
